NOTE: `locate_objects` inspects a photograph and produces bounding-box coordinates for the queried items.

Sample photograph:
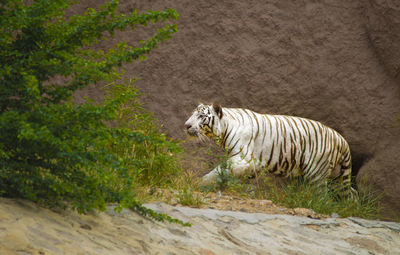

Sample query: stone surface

[68,0,400,219]
[364,0,400,81]
[1,198,399,255]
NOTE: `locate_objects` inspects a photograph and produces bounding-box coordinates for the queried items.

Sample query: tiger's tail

[339,148,358,199]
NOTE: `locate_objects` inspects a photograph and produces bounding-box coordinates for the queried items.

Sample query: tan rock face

[1,198,400,255]
[364,0,400,82]
[70,0,400,219]
[360,0,400,220]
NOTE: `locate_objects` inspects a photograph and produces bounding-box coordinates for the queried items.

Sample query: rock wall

[71,0,400,219]
[1,198,399,255]
[364,0,400,81]
[359,0,400,220]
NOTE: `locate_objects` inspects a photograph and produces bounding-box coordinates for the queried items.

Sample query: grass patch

[131,169,206,208]
[256,176,382,219]
[177,188,204,207]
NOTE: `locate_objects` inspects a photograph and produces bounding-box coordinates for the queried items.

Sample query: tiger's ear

[213,103,223,119]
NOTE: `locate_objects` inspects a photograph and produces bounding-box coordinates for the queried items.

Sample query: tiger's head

[184,103,224,139]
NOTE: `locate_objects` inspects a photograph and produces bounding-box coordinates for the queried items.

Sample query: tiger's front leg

[200,156,255,186]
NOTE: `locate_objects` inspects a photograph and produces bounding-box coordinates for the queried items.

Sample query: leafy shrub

[0,0,184,222]
[103,80,182,188]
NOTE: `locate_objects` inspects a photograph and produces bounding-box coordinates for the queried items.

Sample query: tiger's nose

[184,123,192,130]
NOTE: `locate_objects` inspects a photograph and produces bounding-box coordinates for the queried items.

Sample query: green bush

[0,0,184,222]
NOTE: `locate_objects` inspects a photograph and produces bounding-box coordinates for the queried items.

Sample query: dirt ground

[149,188,328,219]
[190,192,326,219]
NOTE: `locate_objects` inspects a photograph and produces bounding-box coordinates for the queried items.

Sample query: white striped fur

[184,104,354,194]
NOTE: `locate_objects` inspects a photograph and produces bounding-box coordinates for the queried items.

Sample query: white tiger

[184,103,354,195]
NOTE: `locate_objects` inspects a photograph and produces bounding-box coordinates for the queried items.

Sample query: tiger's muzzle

[184,123,199,137]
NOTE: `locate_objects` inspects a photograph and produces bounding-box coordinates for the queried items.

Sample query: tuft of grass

[177,188,204,207]
[132,169,205,208]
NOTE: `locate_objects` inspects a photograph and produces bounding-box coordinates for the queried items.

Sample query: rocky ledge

[0,198,399,255]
